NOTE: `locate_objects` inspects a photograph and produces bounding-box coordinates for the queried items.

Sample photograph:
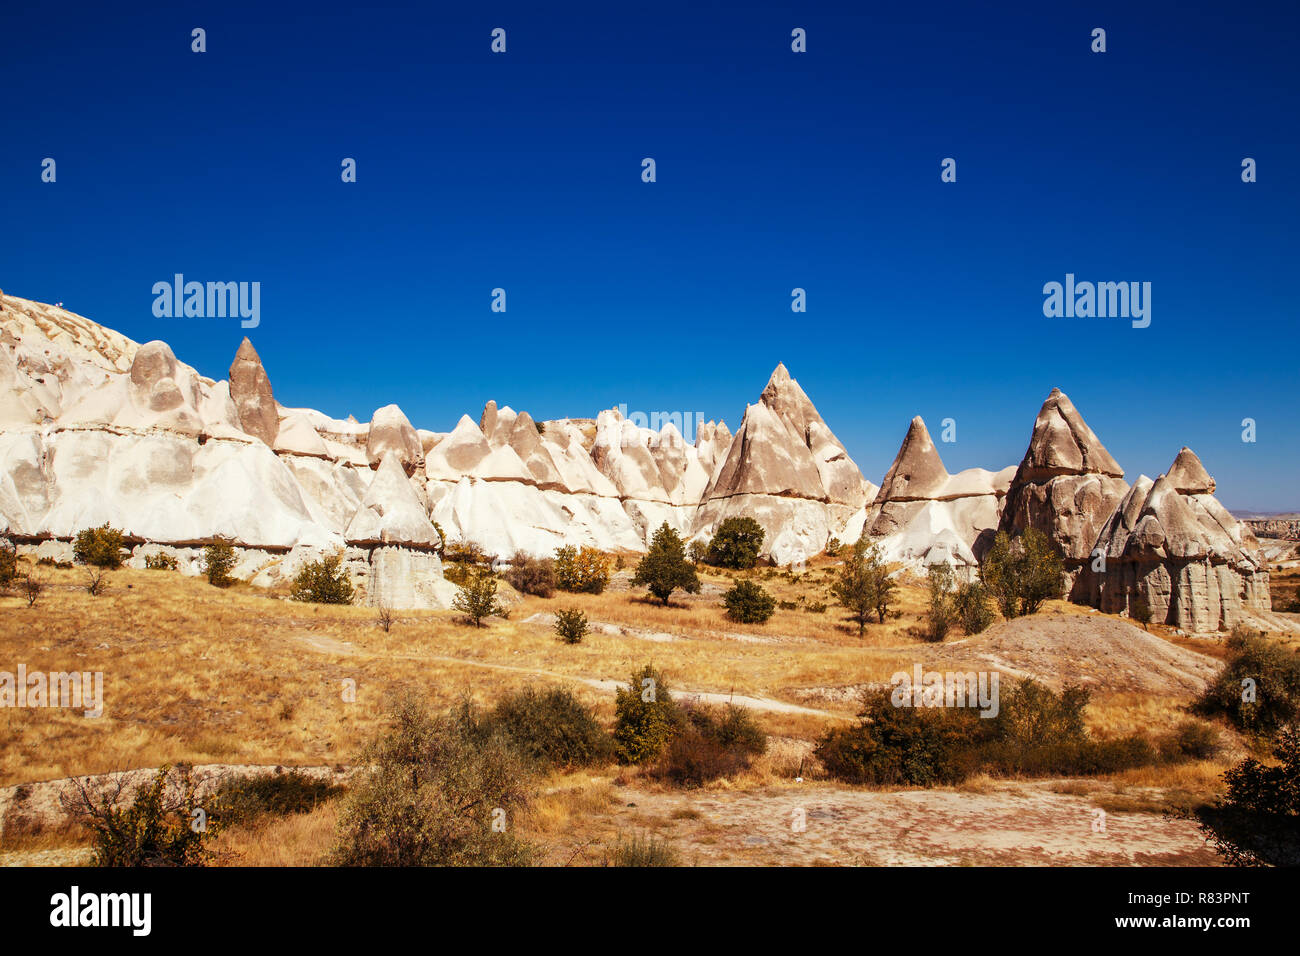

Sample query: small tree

[554,607,589,644]
[144,552,179,571]
[707,516,766,570]
[202,539,237,588]
[452,568,505,626]
[0,539,17,588]
[84,567,109,597]
[924,563,957,642]
[613,664,681,764]
[722,580,776,624]
[1130,594,1152,630]
[824,537,842,558]
[60,764,219,867]
[73,524,128,569]
[687,540,709,567]
[554,546,611,594]
[953,581,996,635]
[832,540,895,636]
[290,552,355,604]
[980,528,1064,619]
[504,551,555,598]
[632,523,701,605]
[20,570,44,608]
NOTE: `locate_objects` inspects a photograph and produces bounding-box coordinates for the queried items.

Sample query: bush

[144,552,178,571]
[631,523,700,605]
[607,831,680,867]
[210,770,343,828]
[1130,594,1152,629]
[953,581,996,634]
[614,665,682,764]
[480,686,614,770]
[73,524,127,569]
[722,580,776,624]
[831,540,895,636]
[330,694,532,866]
[202,539,237,588]
[816,679,1168,787]
[20,570,43,608]
[504,551,555,598]
[1158,720,1222,762]
[980,528,1064,618]
[0,540,17,588]
[84,566,109,597]
[451,568,505,626]
[707,516,766,569]
[1195,628,1300,736]
[61,764,218,867]
[554,607,589,644]
[445,539,489,566]
[824,537,842,558]
[652,703,767,788]
[924,563,957,642]
[554,546,611,594]
[1190,723,1300,866]
[687,540,709,566]
[290,551,354,604]
[815,690,977,787]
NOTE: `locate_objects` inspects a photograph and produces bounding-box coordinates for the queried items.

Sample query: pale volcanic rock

[998,389,1129,569]
[228,337,278,445]
[365,404,423,473]
[274,412,331,458]
[345,452,441,549]
[1085,448,1270,632]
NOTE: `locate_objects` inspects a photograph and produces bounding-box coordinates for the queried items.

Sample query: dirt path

[289,631,836,717]
[600,779,1219,866]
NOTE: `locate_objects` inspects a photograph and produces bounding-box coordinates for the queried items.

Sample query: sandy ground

[554,777,1219,866]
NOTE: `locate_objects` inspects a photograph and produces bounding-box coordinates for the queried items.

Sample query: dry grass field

[0,552,1271,866]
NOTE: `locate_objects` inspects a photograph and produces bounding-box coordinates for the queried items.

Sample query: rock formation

[1084,448,1270,631]
[228,337,278,446]
[838,416,1014,572]
[693,364,876,564]
[998,388,1130,589]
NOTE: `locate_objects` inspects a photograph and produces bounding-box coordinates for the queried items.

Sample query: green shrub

[687,540,709,566]
[1189,723,1300,866]
[554,607,589,644]
[1158,720,1222,762]
[613,665,682,764]
[1130,594,1153,629]
[451,568,505,626]
[290,551,354,604]
[0,540,16,588]
[652,703,767,788]
[211,769,343,828]
[480,686,614,770]
[816,679,1168,787]
[805,601,828,614]
[73,524,127,569]
[980,528,1064,618]
[924,563,957,642]
[1196,628,1300,736]
[144,552,179,571]
[607,831,680,867]
[953,581,996,634]
[631,523,700,605]
[61,764,217,867]
[504,551,555,598]
[554,546,611,594]
[706,516,766,569]
[330,694,533,866]
[824,537,842,558]
[831,540,895,636]
[202,539,237,588]
[722,579,776,623]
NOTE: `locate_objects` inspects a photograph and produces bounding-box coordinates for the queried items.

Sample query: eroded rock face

[228,337,278,446]
[366,404,423,473]
[998,388,1130,576]
[840,416,1013,572]
[1084,448,1270,632]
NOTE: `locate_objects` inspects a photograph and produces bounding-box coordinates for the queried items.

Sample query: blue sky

[2,0,1297,509]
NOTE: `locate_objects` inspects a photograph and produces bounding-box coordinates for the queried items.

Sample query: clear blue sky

[3,0,1297,509]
